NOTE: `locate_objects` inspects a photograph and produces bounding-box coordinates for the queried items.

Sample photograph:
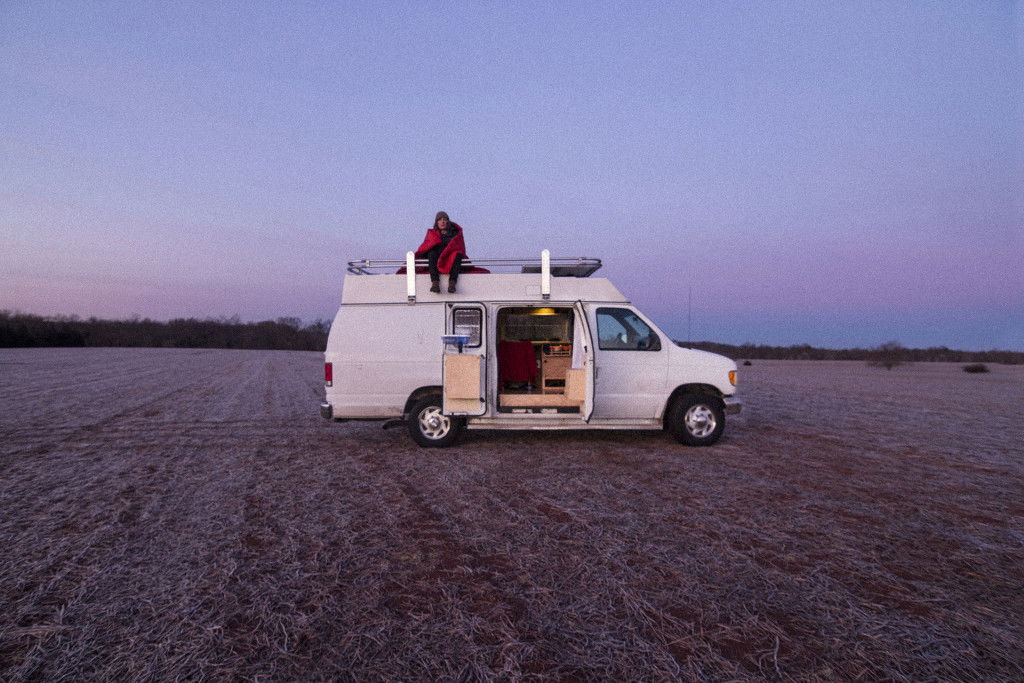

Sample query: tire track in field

[341,438,706,674]
[0,433,192,681]
[340,446,547,672]
[0,349,256,434]
[446,437,839,675]
[1,359,325,679]
[490,477,705,673]
[0,353,289,665]
[481,435,1005,677]
[0,358,253,460]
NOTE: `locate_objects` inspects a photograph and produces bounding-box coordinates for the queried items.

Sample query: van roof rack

[346,255,602,277]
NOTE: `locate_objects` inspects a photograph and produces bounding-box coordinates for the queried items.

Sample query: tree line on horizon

[686,339,1023,365]
[1,310,1020,363]
[0,311,329,351]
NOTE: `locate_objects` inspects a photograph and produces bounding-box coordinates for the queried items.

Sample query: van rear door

[442,303,487,416]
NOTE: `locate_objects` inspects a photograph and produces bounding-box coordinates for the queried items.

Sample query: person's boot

[429,280,440,293]
[447,279,457,293]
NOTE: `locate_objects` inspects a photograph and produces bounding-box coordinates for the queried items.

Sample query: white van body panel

[668,345,738,375]
[341,274,627,306]
[325,303,444,417]
[666,344,738,397]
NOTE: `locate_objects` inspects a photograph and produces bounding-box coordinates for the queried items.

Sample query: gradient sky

[2,1,1021,350]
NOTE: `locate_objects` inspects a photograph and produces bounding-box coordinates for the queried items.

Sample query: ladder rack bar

[346,255,602,276]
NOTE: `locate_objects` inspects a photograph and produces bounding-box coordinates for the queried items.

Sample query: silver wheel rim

[417,406,451,440]
[684,404,717,438]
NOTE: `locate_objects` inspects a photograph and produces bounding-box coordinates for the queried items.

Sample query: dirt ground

[1,348,1022,681]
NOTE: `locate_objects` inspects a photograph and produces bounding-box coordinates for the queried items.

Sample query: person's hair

[434,211,450,228]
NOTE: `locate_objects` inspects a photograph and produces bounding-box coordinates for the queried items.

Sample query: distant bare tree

[868,341,911,370]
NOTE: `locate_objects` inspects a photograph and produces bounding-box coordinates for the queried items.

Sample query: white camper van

[320,252,740,448]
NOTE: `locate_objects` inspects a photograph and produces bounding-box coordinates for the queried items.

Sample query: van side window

[596,308,661,351]
[452,308,482,348]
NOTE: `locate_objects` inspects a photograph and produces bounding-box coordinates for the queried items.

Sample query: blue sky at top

[1,1,1021,349]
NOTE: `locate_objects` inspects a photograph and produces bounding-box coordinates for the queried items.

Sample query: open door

[443,303,487,416]
[568,301,595,422]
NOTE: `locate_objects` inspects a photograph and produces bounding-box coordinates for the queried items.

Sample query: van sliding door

[442,303,487,416]
[572,301,595,422]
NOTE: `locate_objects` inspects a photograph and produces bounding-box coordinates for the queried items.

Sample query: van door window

[452,308,482,348]
[596,308,661,351]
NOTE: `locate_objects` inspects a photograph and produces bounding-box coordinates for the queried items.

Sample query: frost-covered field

[1,348,1022,680]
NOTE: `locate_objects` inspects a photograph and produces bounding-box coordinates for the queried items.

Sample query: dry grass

[1,349,1022,680]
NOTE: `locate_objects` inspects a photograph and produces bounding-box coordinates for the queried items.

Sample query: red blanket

[415,223,468,274]
[499,341,537,384]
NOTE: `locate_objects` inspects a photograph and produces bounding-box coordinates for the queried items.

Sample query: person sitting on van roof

[416,211,467,293]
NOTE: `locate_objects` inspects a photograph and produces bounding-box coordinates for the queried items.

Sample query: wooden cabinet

[541,345,572,394]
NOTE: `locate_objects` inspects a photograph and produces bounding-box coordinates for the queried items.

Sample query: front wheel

[407,395,464,448]
[667,393,725,446]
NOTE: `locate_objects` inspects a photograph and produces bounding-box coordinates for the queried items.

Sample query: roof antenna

[541,249,551,300]
[687,284,692,345]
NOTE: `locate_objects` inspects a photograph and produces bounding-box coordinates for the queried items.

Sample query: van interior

[496,307,581,412]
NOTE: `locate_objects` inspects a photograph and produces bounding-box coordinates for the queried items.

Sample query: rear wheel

[407,395,463,448]
[667,393,725,446]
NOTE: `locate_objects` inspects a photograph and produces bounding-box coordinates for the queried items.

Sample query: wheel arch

[663,384,724,429]
[404,386,443,417]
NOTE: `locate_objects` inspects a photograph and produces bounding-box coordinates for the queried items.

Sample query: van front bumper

[319,402,333,420]
[724,397,742,415]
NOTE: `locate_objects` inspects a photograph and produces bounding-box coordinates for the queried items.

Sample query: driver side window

[596,308,661,351]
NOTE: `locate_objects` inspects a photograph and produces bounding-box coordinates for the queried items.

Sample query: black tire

[407,395,463,448]
[667,393,725,446]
